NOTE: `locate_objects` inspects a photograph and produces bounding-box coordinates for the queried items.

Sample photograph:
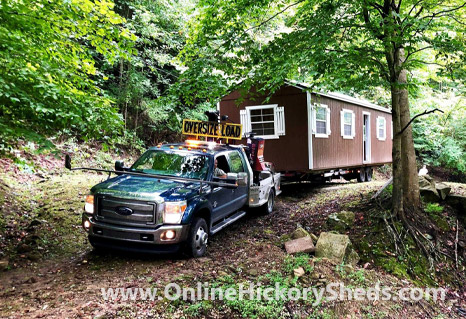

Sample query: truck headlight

[163,201,187,224]
[84,195,94,214]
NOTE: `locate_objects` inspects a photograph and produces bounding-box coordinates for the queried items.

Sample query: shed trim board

[362,111,371,164]
[306,91,313,170]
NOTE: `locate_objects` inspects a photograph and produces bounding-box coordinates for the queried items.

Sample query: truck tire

[186,217,208,258]
[357,169,366,183]
[261,189,275,214]
[365,167,373,182]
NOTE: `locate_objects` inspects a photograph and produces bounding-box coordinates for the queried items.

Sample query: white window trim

[313,103,331,138]
[391,120,393,140]
[377,116,386,141]
[340,108,355,139]
[245,104,279,139]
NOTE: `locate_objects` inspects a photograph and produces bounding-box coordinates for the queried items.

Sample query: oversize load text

[182,120,242,140]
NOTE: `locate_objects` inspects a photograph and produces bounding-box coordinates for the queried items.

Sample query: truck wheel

[187,217,208,258]
[365,167,373,182]
[357,169,366,183]
[261,189,275,214]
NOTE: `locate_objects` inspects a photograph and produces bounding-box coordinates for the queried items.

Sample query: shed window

[377,117,386,141]
[340,109,355,139]
[313,103,331,138]
[240,105,285,139]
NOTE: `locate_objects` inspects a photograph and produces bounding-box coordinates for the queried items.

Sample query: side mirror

[65,154,72,170]
[115,160,126,173]
[237,172,248,186]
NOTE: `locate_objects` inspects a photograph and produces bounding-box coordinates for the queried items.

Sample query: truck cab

[80,140,280,257]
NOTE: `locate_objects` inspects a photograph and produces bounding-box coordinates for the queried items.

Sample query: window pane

[344,112,352,124]
[250,110,262,116]
[378,119,384,129]
[262,115,274,121]
[262,108,274,115]
[229,152,244,173]
[379,128,384,137]
[344,124,352,136]
[316,107,326,121]
[316,120,326,134]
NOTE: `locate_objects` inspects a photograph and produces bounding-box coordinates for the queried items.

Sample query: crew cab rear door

[209,153,236,222]
[227,150,248,211]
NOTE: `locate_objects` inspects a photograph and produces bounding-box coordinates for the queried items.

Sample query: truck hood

[90,174,200,202]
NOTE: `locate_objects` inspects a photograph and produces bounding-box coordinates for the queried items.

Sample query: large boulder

[326,211,355,232]
[419,175,440,202]
[419,175,435,188]
[435,183,451,200]
[315,232,359,266]
[285,237,315,254]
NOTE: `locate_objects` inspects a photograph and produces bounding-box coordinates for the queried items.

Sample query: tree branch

[244,0,306,33]
[405,45,433,61]
[397,108,444,136]
[420,3,466,20]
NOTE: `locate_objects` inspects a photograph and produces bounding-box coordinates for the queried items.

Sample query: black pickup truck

[74,140,281,257]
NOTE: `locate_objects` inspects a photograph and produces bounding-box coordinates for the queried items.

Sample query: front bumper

[82,214,190,251]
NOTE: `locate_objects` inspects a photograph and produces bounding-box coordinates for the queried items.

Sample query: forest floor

[0,148,465,319]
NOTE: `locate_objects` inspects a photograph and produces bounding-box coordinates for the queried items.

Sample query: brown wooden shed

[219,82,392,180]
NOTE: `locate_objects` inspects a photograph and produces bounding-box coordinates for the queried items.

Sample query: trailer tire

[186,217,208,258]
[261,189,275,214]
[365,167,373,182]
[357,169,366,183]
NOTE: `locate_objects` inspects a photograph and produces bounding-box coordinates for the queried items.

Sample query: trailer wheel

[261,189,275,214]
[357,169,366,183]
[365,167,373,182]
[186,217,208,258]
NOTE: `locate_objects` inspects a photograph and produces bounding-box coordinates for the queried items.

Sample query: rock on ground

[315,232,359,266]
[290,227,310,240]
[435,182,451,200]
[285,237,315,254]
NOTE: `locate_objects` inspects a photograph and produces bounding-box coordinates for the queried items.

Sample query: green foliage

[0,0,136,148]
[412,86,466,173]
[424,203,444,215]
[284,253,314,274]
[103,0,207,144]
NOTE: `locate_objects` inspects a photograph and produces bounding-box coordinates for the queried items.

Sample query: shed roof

[286,80,391,114]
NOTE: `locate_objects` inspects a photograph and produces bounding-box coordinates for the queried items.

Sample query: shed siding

[311,94,392,170]
[220,85,392,173]
[220,86,309,171]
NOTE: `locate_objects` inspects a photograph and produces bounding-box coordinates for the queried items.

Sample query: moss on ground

[0,172,104,262]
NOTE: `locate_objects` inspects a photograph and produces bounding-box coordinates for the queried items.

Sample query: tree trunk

[397,49,421,212]
[386,47,404,216]
[390,82,403,216]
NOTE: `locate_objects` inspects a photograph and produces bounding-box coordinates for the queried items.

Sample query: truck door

[227,150,248,211]
[209,153,236,222]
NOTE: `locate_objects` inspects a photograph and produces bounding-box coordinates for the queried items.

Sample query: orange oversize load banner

[182,119,243,140]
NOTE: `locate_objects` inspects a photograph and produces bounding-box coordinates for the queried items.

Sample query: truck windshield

[131,150,210,180]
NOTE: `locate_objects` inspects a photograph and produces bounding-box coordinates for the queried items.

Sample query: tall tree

[180,0,465,218]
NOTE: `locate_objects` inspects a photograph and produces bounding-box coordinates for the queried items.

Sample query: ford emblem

[116,206,133,216]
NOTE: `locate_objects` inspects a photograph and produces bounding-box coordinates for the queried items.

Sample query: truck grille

[96,196,158,227]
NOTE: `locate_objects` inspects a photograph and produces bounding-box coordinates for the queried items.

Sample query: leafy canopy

[0,0,136,148]
[180,0,465,102]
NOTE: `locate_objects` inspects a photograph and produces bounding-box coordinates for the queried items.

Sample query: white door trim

[307,92,313,170]
[362,111,371,164]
